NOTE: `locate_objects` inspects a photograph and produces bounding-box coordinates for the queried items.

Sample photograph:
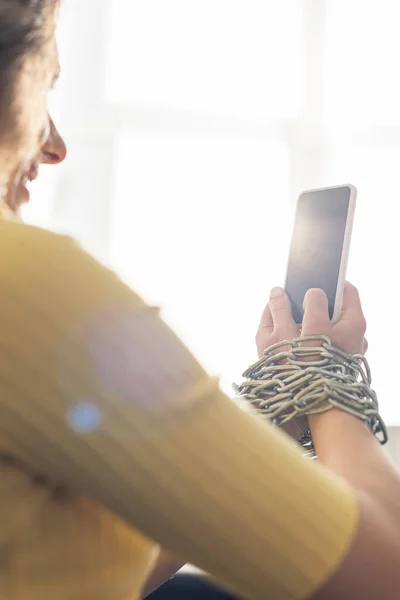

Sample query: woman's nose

[41,117,67,165]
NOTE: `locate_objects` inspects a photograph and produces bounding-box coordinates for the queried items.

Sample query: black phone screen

[285,186,352,324]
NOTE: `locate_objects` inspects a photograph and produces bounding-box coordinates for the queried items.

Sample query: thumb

[301,288,330,336]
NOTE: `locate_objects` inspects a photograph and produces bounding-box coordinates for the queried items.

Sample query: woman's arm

[300,284,400,517]
[309,410,400,599]
[256,285,400,598]
[310,410,400,511]
[0,222,398,600]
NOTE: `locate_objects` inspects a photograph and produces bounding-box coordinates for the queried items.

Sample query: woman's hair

[0,1,52,95]
[0,0,55,135]
[0,0,57,182]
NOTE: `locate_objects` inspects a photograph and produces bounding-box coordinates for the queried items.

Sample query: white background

[24,0,400,425]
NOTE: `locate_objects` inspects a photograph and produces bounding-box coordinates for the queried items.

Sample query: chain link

[233,336,388,456]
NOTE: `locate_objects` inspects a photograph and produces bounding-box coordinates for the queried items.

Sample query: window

[105,0,303,391]
[324,0,400,126]
[26,0,400,422]
[110,131,290,389]
[105,0,304,120]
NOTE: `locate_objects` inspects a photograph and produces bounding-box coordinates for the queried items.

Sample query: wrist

[238,336,386,457]
[309,409,382,484]
[309,409,372,454]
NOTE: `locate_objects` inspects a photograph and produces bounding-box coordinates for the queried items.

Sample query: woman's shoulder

[0,220,77,246]
[0,221,143,305]
[0,221,78,262]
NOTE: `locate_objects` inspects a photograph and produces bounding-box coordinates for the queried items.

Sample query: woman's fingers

[341,281,363,315]
[301,288,330,336]
[258,283,367,357]
[257,303,273,336]
[256,287,298,356]
[301,283,366,354]
[341,282,367,331]
[268,287,296,330]
[255,303,273,356]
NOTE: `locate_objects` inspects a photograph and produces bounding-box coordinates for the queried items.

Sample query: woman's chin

[0,183,28,222]
[13,182,30,208]
[6,183,29,215]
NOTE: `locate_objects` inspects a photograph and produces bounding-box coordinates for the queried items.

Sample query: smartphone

[284,184,357,325]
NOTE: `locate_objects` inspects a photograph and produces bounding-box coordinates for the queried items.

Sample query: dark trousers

[148,573,238,600]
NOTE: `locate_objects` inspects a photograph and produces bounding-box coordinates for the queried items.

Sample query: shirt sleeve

[0,221,358,600]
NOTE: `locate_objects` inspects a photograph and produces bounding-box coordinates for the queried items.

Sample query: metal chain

[233,336,388,456]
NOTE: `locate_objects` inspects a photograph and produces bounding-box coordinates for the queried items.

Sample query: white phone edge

[284,183,357,325]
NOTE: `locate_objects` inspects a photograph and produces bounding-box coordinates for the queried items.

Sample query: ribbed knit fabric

[0,221,358,600]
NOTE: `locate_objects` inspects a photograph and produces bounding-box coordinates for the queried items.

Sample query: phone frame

[284,183,357,325]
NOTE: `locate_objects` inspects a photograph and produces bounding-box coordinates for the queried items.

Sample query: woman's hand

[256,282,367,357]
[302,283,367,354]
[255,283,367,442]
[254,286,302,439]
[255,286,299,358]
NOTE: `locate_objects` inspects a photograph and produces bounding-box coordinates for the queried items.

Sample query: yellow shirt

[0,221,358,600]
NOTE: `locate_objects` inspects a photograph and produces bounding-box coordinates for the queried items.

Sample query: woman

[1,2,400,600]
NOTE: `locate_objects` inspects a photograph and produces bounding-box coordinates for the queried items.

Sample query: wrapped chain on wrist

[233,336,388,457]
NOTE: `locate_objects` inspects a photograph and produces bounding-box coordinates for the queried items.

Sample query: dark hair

[0,0,54,136]
[0,1,52,65]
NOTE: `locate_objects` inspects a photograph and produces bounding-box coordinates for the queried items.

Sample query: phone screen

[285,186,352,323]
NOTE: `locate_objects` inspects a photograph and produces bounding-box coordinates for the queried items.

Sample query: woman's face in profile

[2,2,61,219]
